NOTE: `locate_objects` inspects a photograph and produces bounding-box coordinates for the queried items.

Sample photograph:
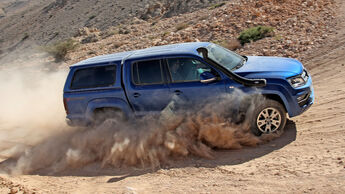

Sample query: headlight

[288,70,308,88]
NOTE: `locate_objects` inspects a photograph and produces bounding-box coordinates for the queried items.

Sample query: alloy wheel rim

[256,107,281,133]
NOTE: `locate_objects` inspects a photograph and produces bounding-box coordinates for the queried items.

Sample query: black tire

[251,99,287,136]
[93,108,125,126]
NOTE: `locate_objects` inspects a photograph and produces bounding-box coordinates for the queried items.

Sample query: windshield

[204,43,245,71]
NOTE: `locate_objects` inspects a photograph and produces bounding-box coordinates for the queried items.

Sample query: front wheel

[251,99,287,136]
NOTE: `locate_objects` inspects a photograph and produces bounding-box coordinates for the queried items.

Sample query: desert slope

[0,0,227,53]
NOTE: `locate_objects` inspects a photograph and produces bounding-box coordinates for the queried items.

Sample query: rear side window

[132,60,163,85]
[70,65,116,89]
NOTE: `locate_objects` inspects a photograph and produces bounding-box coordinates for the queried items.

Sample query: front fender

[85,98,133,120]
[260,84,293,117]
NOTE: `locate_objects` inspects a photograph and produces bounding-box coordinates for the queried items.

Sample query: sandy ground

[1,1,345,194]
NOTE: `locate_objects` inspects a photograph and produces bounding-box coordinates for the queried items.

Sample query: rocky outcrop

[138,0,226,19]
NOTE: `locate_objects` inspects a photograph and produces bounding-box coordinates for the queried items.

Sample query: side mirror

[200,72,218,84]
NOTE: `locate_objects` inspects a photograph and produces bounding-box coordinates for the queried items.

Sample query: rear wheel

[251,99,287,136]
[93,108,125,126]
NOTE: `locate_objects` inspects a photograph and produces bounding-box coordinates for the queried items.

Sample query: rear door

[165,57,227,106]
[125,59,171,115]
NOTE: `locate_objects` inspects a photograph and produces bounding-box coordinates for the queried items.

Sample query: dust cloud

[0,58,69,164]
[0,57,283,175]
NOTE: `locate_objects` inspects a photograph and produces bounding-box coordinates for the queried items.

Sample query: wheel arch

[263,93,287,112]
[93,107,124,116]
[85,98,132,121]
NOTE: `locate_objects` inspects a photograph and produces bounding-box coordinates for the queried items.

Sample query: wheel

[251,99,287,136]
[93,108,125,126]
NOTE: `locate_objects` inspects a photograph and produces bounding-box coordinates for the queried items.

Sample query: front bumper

[297,85,314,114]
[288,76,314,117]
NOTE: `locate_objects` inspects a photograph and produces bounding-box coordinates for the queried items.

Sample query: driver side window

[166,58,213,83]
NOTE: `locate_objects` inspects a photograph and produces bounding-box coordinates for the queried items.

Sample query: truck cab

[63,42,314,135]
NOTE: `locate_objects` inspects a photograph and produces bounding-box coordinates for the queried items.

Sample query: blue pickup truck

[63,42,314,135]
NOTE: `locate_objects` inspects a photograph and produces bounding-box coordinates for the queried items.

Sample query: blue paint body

[63,42,314,125]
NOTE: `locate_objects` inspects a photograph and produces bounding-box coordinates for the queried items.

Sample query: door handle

[174,90,182,95]
[133,93,141,98]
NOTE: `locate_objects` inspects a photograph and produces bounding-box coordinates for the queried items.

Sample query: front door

[165,57,227,109]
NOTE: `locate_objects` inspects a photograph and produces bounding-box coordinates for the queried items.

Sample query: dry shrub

[238,26,275,45]
[175,23,189,32]
[113,41,124,49]
[209,2,226,10]
[43,39,79,61]
[224,39,242,50]
[213,39,242,51]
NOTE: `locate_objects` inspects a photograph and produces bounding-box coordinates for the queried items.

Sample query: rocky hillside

[0,0,227,57]
[0,0,336,69]
[66,0,336,66]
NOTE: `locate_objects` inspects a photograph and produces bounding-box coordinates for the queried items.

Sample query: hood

[234,56,303,78]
